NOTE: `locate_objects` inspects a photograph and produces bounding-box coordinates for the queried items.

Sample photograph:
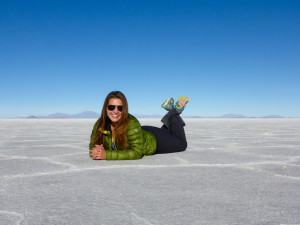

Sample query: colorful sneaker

[161,97,174,111]
[174,96,190,114]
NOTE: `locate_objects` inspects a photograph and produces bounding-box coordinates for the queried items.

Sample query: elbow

[132,150,143,160]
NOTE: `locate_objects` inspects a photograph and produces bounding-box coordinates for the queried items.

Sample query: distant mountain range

[183,114,285,118]
[24,111,100,119]
[20,111,286,119]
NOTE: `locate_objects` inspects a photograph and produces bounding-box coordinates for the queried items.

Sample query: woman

[89,91,190,160]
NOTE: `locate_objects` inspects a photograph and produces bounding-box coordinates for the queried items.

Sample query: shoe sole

[161,97,172,108]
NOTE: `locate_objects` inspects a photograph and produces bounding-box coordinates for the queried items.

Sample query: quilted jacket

[89,114,157,160]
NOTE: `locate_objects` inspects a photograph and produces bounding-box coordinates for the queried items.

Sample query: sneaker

[174,96,190,114]
[161,97,174,111]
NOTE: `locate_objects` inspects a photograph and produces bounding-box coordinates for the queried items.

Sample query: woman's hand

[90,145,99,159]
[90,144,106,160]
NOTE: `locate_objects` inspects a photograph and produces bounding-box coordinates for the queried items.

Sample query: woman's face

[107,98,123,124]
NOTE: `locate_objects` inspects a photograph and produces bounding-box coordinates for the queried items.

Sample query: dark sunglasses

[108,105,123,112]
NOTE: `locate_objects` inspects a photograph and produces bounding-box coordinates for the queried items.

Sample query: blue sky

[1,0,299,118]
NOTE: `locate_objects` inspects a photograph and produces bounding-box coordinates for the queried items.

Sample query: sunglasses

[107,105,123,112]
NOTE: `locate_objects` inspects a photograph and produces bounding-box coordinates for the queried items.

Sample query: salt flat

[0,118,300,225]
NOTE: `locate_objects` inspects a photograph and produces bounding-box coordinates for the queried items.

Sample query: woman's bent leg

[168,114,187,143]
[142,124,187,154]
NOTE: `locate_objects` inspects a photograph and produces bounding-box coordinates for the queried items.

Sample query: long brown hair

[93,91,130,149]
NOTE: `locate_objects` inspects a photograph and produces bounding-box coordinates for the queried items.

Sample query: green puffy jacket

[89,114,157,160]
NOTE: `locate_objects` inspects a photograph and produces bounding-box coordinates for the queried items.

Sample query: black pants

[142,114,187,154]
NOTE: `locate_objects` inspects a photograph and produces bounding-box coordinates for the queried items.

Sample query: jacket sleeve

[105,117,144,160]
[89,119,100,157]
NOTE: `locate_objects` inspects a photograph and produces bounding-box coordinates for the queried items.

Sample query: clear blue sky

[1,0,299,118]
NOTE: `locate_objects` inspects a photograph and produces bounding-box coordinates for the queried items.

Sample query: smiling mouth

[111,114,120,118]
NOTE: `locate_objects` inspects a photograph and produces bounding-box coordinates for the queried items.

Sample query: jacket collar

[98,118,112,135]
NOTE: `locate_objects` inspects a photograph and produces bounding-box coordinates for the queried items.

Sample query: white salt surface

[0,118,300,225]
